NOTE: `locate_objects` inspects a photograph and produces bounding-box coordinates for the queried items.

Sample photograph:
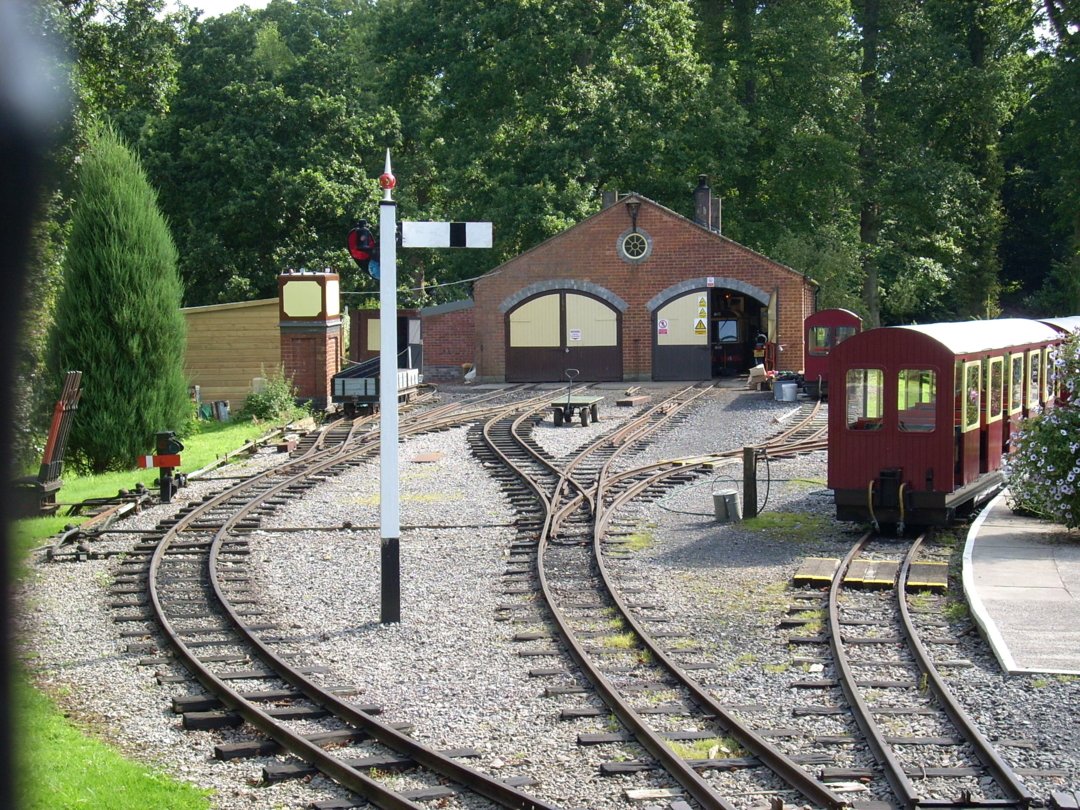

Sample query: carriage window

[835,326,857,345]
[1009,354,1024,414]
[808,326,830,355]
[897,369,936,432]
[1027,349,1040,410]
[1042,348,1051,403]
[986,357,1004,423]
[846,368,883,430]
[963,361,981,432]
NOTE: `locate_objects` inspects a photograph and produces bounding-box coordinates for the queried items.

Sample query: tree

[142,0,392,305]
[46,126,190,473]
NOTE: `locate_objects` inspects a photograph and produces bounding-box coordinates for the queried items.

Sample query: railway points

[16,382,1080,810]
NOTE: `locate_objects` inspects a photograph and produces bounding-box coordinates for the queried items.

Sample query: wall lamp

[626,199,641,233]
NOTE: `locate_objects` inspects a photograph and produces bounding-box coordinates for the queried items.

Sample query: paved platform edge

[963,490,1080,676]
[963,492,1022,674]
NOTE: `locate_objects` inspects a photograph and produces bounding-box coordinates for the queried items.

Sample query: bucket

[712,489,741,523]
[774,381,798,402]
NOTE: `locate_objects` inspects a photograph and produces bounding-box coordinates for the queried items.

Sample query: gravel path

[13,384,1080,809]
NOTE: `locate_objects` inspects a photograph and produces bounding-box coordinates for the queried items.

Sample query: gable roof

[475,192,814,285]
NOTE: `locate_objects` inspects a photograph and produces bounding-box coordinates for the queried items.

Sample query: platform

[964,490,1080,675]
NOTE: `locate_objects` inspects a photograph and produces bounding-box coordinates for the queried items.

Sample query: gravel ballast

[14,384,1080,809]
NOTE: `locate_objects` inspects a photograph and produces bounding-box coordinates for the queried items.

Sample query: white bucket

[774,381,798,402]
[712,489,741,523]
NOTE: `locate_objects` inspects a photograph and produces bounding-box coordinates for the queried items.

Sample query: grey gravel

[13,384,1080,809]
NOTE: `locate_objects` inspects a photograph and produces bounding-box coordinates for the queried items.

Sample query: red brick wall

[422,304,475,381]
[280,325,341,407]
[470,198,814,380]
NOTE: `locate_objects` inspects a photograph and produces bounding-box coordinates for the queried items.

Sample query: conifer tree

[47,125,189,473]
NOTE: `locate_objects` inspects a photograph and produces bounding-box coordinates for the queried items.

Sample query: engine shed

[422,178,817,383]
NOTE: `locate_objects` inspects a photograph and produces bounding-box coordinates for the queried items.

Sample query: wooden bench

[551,395,603,426]
[12,370,83,517]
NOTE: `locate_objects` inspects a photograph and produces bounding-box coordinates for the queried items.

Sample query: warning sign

[694,318,707,335]
[697,296,707,308]
[657,318,669,335]
[569,329,582,342]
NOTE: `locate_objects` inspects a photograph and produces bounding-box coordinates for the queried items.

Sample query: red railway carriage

[828,319,1062,529]
[803,309,862,398]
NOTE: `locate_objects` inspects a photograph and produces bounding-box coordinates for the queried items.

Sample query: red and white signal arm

[138,454,182,468]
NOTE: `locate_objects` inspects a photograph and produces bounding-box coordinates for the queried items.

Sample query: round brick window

[618,229,652,263]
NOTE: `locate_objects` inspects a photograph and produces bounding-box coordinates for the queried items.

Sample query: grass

[12,418,280,557]
[740,511,833,541]
[668,736,744,760]
[16,677,212,809]
[13,413,296,809]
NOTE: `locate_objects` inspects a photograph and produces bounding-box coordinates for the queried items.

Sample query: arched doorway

[505,291,622,382]
[651,280,773,380]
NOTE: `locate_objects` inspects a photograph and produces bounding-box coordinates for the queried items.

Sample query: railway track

[813,532,1043,809]
[112,389,568,809]
[477,389,845,808]
[48,386,1072,809]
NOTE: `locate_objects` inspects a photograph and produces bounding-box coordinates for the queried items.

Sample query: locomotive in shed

[827,316,1080,530]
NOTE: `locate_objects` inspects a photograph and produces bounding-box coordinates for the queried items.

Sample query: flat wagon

[332,358,421,416]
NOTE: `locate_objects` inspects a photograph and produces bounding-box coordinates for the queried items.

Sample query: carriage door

[653,291,710,380]
[506,291,621,382]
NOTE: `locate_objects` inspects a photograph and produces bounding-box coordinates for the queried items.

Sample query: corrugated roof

[895,319,1061,354]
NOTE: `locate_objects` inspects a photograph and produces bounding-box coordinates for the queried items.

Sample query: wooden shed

[182,298,280,408]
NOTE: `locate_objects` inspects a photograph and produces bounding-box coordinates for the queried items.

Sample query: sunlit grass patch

[668,736,744,760]
[739,511,832,541]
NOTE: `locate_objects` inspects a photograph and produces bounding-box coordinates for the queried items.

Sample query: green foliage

[16,676,212,809]
[237,367,307,421]
[1005,331,1080,528]
[46,125,190,473]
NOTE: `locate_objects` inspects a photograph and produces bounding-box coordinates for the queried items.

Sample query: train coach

[803,308,862,398]
[828,317,1072,530]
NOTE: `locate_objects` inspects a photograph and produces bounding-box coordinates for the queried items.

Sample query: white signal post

[373,150,492,624]
[378,150,400,624]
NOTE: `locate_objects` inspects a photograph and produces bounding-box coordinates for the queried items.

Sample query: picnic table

[551,395,603,426]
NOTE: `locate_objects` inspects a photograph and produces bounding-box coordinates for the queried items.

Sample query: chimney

[693,175,711,227]
[601,190,618,209]
[711,195,722,233]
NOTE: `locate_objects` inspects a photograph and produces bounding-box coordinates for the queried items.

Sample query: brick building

[422,178,817,383]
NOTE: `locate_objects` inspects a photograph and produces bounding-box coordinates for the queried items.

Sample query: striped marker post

[376,152,492,624]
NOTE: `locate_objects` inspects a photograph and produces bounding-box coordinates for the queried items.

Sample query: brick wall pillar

[278,270,342,410]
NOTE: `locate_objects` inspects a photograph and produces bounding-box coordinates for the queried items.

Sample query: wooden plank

[906,561,948,590]
[793,557,840,584]
[845,559,899,586]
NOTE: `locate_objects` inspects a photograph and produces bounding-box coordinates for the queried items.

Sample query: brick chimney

[693,175,712,228]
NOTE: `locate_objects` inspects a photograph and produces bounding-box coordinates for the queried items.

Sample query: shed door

[506,292,621,382]
[653,291,710,380]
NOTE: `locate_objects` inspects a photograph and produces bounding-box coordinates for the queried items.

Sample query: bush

[238,367,308,422]
[1004,331,1080,528]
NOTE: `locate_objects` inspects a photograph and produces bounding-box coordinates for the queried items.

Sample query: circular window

[622,233,647,258]
[617,229,652,263]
